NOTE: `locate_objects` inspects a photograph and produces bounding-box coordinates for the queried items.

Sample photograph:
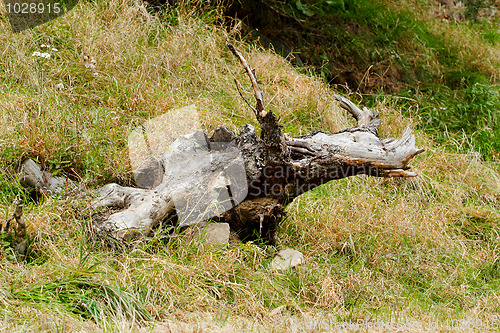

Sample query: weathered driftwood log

[19,45,423,244]
[19,159,78,197]
[86,44,423,243]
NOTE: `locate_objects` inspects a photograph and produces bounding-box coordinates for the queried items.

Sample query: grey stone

[270,248,303,271]
[193,222,230,245]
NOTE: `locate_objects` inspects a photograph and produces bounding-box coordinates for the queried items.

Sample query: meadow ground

[0,0,499,331]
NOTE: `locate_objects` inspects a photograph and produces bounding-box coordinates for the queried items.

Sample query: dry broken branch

[2,197,25,237]
[228,43,265,117]
[333,94,381,134]
[1,197,28,258]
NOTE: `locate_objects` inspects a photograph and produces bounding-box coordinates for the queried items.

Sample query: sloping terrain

[215,0,500,160]
[0,0,499,331]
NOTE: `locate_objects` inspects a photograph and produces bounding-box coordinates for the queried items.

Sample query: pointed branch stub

[334,94,381,135]
[228,43,266,119]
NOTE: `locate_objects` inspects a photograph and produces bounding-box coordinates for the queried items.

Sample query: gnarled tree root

[19,44,424,244]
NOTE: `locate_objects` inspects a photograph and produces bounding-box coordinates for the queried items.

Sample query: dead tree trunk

[29,45,424,243]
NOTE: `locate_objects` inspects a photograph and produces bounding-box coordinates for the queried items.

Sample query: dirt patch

[219,0,409,94]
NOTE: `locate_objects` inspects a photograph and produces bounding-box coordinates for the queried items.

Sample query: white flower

[32,51,51,59]
[52,48,58,52]
[84,55,99,77]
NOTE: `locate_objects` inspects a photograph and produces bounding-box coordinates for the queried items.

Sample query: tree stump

[20,44,424,244]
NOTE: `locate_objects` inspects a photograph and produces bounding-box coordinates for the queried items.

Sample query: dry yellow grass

[1,0,499,332]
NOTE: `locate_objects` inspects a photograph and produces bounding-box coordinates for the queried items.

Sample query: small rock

[384,253,397,261]
[265,305,286,324]
[192,222,230,246]
[266,305,285,319]
[270,248,303,271]
[55,83,64,90]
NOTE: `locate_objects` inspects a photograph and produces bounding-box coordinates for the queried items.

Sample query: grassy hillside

[0,0,500,331]
[217,0,500,160]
